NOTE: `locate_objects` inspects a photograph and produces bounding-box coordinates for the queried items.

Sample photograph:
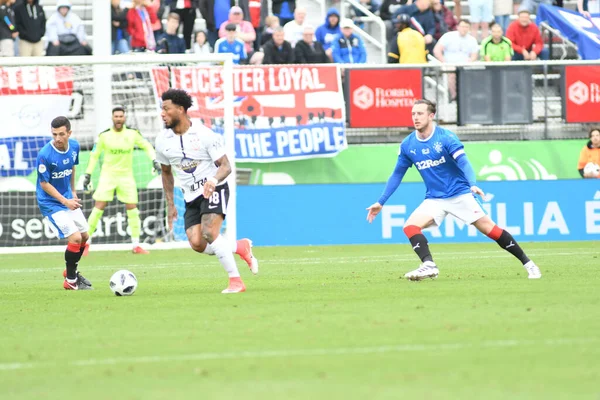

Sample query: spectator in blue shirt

[214,22,248,64]
[330,19,367,64]
[315,7,341,53]
[156,13,186,54]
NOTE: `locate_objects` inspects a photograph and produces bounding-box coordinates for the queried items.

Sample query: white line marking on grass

[0,337,595,371]
[0,250,596,274]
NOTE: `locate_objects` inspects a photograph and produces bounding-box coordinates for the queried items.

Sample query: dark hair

[161,88,193,111]
[458,19,471,26]
[51,116,71,131]
[413,99,436,115]
[112,105,126,113]
[590,127,600,138]
[225,23,237,31]
[489,22,501,30]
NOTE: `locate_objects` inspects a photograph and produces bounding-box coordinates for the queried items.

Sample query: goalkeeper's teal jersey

[85,125,155,176]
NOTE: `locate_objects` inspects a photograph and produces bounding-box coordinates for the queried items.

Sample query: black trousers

[174,7,196,50]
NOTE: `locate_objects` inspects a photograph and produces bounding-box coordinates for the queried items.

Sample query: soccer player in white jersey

[36,116,93,290]
[155,89,259,294]
[366,99,542,280]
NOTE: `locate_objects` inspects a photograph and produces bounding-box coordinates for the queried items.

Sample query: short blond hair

[265,15,280,28]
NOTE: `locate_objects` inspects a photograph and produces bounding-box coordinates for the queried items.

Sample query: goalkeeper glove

[83,174,91,190]
[153,160,162,174]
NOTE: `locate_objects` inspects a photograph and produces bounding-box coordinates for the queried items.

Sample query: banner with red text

[564,65,600,123]
[0,67,74,176]
[347,68,422,128]
[152,65,346,162]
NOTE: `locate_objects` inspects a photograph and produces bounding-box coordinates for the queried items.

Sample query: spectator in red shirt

[127,0,158,51]
[506,9,549,60]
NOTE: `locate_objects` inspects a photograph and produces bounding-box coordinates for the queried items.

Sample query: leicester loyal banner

[536,4,600,60]
[0,67,74,177]
[152,65,347,162]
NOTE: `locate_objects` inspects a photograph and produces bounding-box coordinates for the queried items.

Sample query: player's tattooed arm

[161,164,175,207]
[213,155,232,182]
[161,164,178,230]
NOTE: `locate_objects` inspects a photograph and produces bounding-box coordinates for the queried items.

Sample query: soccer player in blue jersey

[366,99,542,280]
[36,116,93,290]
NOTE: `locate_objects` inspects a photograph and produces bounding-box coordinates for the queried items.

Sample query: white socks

[203,239,237,255]
[210,235,240,278]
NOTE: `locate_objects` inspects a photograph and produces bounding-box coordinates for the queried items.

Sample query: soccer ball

[109,270,138,296]
[584,162,600,178]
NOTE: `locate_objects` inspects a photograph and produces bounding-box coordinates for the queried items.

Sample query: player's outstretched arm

[366,158,408,223]
[160,164,178,230]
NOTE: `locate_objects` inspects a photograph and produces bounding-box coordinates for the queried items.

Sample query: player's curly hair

[413,99,436,115]
[51,116,71,131]
[161,89,193,111]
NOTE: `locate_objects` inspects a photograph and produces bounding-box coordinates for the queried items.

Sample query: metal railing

[340,0,388,64]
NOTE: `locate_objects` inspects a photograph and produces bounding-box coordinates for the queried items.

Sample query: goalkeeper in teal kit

[366,99,542,281]
[83,106,160,254]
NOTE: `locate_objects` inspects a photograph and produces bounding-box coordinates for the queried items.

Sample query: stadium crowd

[0,0,591,62]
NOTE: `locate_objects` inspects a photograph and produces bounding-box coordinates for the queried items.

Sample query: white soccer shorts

[46,208,89,239]
[411,193,486,227]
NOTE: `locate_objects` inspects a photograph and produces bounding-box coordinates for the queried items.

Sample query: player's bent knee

[81,232,90,243]
[68,231,82,244]
[190,241,207,253]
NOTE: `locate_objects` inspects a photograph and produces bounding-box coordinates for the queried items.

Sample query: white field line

[0,250,596,274]
[0,337,595,372]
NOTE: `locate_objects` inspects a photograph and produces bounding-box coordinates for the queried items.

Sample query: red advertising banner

[565,65,600,123]
[347,68,422,128]
[0,66,73,95]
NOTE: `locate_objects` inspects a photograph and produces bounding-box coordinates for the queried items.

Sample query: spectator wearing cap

[433,19,479,100]
[294,25,329,63]
[156,12,186,53]
[215,22,248,64]
[283,6,306,47]
[0,0,18,57]
[127,0,158,51]
[13,0,45,56]
[330,18,367,64]
[262,26,294,64]
[388,13,427,63]
[111,0,130,54]
[432,0,456,42]
[218,6,256,54]
[46,0,91,56]
[380,0,406,41]
[506,9,548,60]
[169,0,199,50]
[272,0,296,26]
[480,22,512,61]
[393,0,436,52]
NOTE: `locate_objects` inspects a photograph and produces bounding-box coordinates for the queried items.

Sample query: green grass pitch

[1,241,599,399]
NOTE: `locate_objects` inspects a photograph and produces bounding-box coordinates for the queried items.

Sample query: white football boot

[404,261,439,281]
[524,261,542,279]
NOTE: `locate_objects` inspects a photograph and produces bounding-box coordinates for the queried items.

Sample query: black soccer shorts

[183,183,230,230]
